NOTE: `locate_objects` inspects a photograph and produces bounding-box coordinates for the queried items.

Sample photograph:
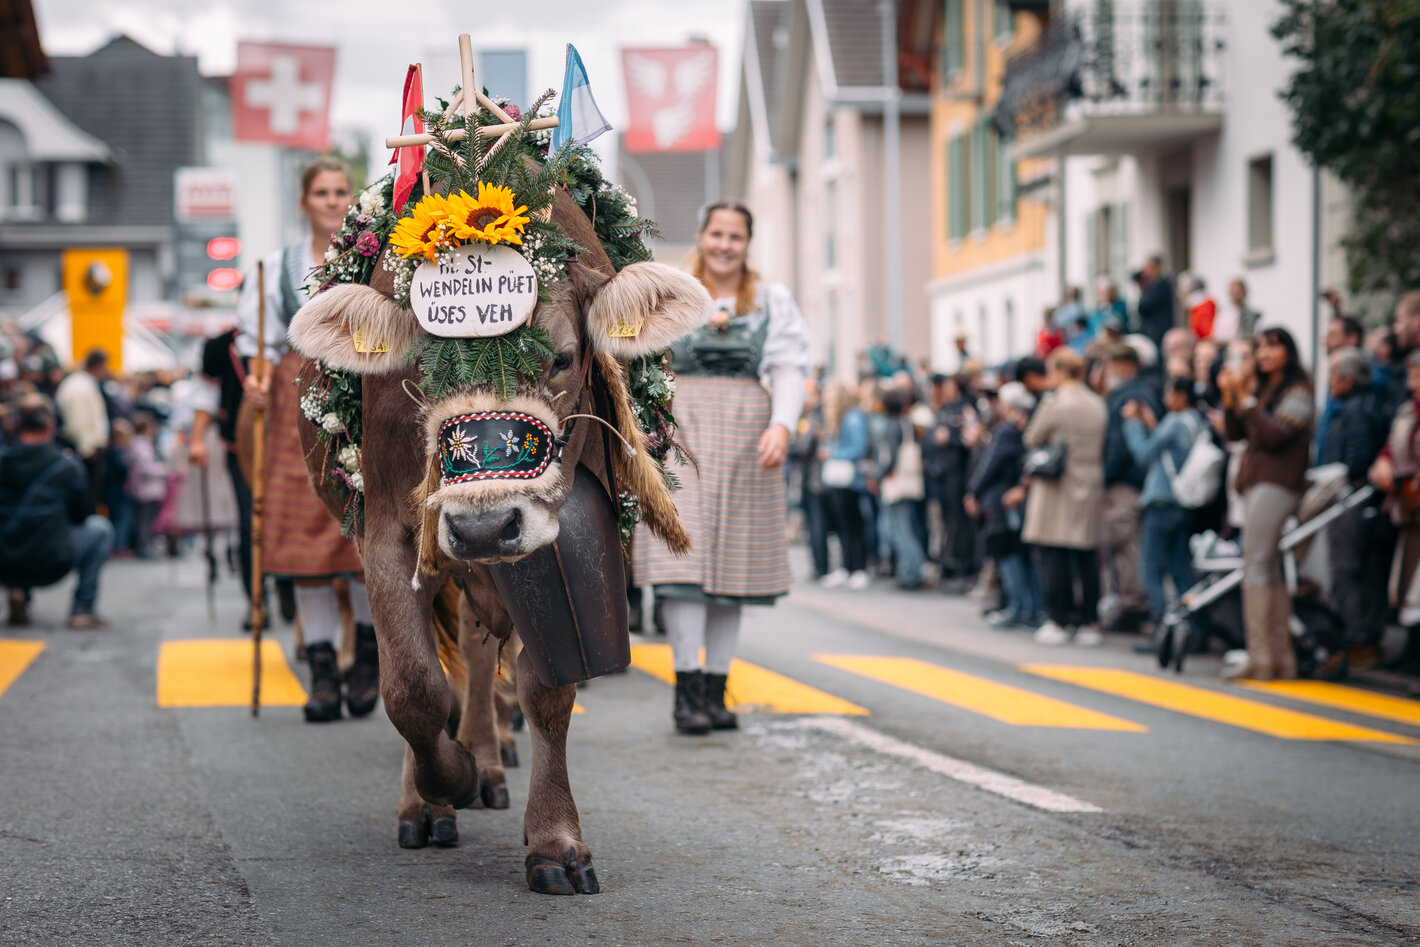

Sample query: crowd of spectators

[790,260,1420,679]
[0,325,210,626]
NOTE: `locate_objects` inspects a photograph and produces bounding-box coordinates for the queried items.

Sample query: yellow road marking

[0,640,45,698]
[1022,665,1418,744]
[157,639,307,708]
[629,644,868,715]
[1240,680,1420,729]
[815,655,1146,731]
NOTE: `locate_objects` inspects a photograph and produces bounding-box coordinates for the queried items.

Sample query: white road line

[804,716,1105,814]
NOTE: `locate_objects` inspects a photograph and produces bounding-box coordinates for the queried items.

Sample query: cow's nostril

[499,509,522,544]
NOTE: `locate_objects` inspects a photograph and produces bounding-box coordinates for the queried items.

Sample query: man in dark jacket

[1100,343,1162,632]
[1,394,113,628]
[925,374,977,581]
[1322,349,1391,649]
[1134,255,1175,354]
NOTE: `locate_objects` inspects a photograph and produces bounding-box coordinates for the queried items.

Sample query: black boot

[345,623,380,717]
[673,671,711,735]
[303,642,343,722]
[702,672,738,730]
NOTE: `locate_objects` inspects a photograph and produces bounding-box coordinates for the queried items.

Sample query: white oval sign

[410,244,538,338]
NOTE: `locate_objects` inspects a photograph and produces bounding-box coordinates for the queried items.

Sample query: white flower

[358,184,386,215]
[321,412,345,434]
[446,425,478,464]
[324,246,338,262]
[349,471,364,492]
[338,445,361,473]
[299,390,326,422]
[500,430,518,455]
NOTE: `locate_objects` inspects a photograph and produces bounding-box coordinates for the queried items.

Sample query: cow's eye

[551,353,574,375]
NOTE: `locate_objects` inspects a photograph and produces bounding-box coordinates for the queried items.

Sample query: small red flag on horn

[391,64,425,214]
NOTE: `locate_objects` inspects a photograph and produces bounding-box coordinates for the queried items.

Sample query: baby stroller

[1156,463,1374,679]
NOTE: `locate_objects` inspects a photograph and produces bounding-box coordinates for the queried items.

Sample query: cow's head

[289,187,705,568]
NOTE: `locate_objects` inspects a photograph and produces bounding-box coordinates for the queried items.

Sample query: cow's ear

[584,262,709,359]
[287,283,421,375]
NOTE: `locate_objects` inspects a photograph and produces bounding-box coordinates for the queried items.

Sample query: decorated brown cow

[285,86,706,894]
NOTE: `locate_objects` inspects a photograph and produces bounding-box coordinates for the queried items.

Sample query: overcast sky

[33,0,749,166]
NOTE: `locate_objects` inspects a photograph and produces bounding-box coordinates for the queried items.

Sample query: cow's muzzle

[443,507,525,561]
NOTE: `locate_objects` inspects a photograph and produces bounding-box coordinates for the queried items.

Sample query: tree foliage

[1273,0,1420,296]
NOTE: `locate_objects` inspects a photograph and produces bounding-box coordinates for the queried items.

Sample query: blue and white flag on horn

[553,44,611,151]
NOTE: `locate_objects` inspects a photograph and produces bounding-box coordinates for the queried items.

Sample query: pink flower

[504,103,522,121]
[355,231,380,257]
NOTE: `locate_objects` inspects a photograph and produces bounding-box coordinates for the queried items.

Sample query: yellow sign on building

[62,248,128,373]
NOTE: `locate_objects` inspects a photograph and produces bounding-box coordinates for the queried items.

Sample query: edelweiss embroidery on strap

[437,411,555,485]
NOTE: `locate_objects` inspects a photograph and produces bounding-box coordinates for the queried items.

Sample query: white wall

[1055,0,1330,367]
[927,250,1050,370]
[1191,0,1319,363]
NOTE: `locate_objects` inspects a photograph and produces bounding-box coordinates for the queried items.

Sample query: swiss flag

[232,42,336,150]
[390,66,425,214]
[621,46,720,153]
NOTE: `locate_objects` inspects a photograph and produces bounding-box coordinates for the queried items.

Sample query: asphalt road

[2,552,1418,946]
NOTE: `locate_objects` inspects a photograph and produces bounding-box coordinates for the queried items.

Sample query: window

[997,137,1017,223]
[994,1,1014,42]
[6,163,47,221]
[978,304,989,356]
[825,179,837,270]
[983,119,999,229]
[824,119,835,160]
[1004,298,1015,356]
[970,121,987,234]
[947,132,970,241]
[942,0,964,81]
[1247,154,1274,258]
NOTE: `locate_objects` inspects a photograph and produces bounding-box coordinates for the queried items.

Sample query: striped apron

[632,315,792,604]
[261,352,362,578]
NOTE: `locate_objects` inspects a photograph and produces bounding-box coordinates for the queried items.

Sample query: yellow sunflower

[389,194,454,261]
[446,183,531,246]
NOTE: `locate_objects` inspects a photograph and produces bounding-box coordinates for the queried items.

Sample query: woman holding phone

[1217,327,1314,680]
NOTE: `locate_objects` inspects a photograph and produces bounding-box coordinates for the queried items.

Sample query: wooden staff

[250,261,267,718]
[384,116,558,149]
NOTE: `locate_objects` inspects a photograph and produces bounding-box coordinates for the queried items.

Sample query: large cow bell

[489,464,631,687]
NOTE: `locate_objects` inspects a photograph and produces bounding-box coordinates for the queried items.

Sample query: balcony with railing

[995,1,1226,158]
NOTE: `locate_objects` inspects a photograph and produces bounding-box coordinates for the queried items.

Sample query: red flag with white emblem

[390,65,425,214]
[621,46,719,153]
[231,42,335,150]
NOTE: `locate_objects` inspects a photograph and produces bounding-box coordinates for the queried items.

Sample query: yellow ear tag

[352,327,388,354]
[608,317,644,340]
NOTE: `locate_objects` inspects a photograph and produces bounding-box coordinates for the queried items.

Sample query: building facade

[0,37,203,321]
[988,0,1347,368]
[728,0,935,380]
[925,0,1052,371]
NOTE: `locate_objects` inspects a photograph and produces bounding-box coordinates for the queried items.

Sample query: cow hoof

[501,742,519,768]
[482,780,510,810]
[397,819,429,849]
[430,815,459,847]
[510,708,525,732]
[567,860,600,895]
[451,786,483,810]
[525,856,576,895]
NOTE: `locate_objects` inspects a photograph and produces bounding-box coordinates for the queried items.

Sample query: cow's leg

[397,745,458,848]
[495,632,522,766]
[455,594,510,809]
[365,541,478,809]
[516,647,597,895]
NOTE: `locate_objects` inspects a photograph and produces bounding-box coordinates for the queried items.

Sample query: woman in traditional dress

[634,200,810,735]
[236,157,377,722]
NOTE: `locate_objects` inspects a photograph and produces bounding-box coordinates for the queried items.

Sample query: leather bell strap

[437,411,557,486]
